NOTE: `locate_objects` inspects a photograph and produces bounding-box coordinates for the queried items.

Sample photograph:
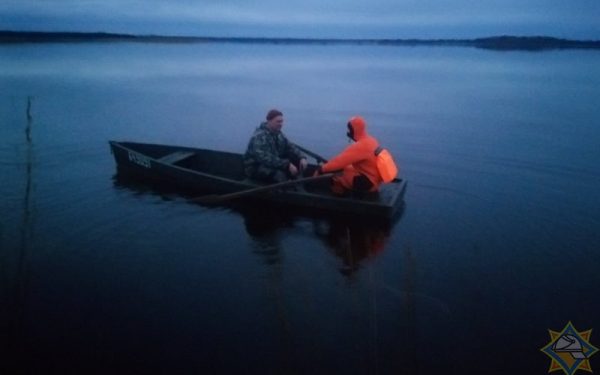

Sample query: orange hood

[348,116,368,141]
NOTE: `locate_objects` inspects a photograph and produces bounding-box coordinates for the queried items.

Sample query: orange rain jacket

[320,117,383,192]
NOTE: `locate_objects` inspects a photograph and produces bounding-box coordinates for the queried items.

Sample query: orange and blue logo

[541,322,598,375]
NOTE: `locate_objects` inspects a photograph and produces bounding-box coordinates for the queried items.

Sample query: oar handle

[293,144,328,164]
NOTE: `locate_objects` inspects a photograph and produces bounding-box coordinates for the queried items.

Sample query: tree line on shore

[1,30,599,50]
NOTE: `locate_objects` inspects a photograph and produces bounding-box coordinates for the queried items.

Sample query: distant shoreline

[2,30,600,51]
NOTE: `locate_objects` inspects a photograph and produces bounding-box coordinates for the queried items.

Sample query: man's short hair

[266,109,283,121]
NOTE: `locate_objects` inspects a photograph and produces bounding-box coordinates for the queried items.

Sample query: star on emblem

[541,322,598,375]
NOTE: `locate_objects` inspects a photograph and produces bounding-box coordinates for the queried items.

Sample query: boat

[109,141,407,218]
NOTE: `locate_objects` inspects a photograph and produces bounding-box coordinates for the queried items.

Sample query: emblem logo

[541,322,598,375]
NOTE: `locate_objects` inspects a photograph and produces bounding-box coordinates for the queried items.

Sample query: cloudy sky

[2,0,599,40]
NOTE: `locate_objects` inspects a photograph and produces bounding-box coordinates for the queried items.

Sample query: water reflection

[239,209,297,373]
[225,200,397,278]
[237,201,404,373]
[242,207,290,266]
[112,172,411,372]
[2,97,35,372]
[242,206,394,277]
[113,173,399,276]
[314,218,390,276]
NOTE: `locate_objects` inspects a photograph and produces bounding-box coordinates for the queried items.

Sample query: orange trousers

[331,165,376,195]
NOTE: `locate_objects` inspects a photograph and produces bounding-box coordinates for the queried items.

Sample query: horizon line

[2,29,600,41]
[2,30,600,50]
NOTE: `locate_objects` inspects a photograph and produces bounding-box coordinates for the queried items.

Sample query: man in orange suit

[315,116,383,195]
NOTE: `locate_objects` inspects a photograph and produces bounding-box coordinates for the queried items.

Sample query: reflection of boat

[112,173,399,275]
[109,141,407,218]
[311,216,392,274]
[237,200,397,275]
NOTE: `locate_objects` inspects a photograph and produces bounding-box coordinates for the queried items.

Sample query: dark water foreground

[1,42,600,374]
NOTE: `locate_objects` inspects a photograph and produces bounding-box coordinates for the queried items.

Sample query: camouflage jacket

[243,122,304,175]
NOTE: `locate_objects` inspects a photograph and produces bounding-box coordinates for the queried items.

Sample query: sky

[2,0,600,40]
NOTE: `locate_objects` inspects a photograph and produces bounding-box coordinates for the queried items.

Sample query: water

[1,42,600,374]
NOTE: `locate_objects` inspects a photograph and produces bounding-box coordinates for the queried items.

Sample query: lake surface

[1,41,600,374]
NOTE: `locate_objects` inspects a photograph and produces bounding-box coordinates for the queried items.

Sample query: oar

[293,143,328,164]
[192,173,337,204]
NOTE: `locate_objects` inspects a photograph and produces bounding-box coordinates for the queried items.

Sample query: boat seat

[157,151,195,164]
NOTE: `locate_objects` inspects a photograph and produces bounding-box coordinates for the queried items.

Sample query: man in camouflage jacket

[243,109,307,182]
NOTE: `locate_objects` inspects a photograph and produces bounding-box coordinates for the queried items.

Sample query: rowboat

[109,141,407,219]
